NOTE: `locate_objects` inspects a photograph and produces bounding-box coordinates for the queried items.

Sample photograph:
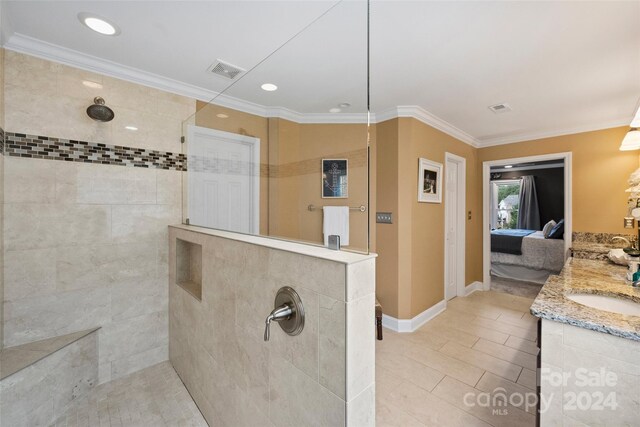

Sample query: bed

[491,230,565,283]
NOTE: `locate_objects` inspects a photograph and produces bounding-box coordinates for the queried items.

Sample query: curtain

[490,182,499,229]
[517,175,541,230]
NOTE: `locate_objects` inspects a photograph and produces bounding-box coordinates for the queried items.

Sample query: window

[492,180,521,229]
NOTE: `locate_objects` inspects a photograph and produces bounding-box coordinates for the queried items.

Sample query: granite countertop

[571,241,616,254]
[530,258,640,341]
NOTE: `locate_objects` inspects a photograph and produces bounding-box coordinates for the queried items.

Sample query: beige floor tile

[447,297,503,320]
[440,341,523,382]
[433,376,536,427]
[474,316,537,341]
[376,399,425,427]
[516,368,537,390]
[496,312,538,329]
[387,381,491,427]
[505,335,539,355]
[430,313,510,344]
[465,291,534,313]
[476,372,539,414]
[50,362,207,427]
[403,327,450,350]
[377,349,445,392]
[413,322,480,348]
[376,364,403,399]
[473,338,537,370]
[402,342,485,387]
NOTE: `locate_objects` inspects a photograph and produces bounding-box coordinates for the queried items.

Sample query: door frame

[186,125,261,234]
[444,152,467,299]
[482,152,572,290]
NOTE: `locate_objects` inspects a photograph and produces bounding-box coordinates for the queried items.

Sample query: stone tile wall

[0,329,99,426]
[3,50,194,382]
[169,226,376,426]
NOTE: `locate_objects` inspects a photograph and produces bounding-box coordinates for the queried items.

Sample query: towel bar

[307,204,366,212]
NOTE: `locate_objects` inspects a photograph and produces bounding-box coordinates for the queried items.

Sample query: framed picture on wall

[322,159,348,198]
[418,158,442,203]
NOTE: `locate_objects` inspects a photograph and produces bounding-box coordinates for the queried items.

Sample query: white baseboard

[465,281,484,296]
[381,300,446,333]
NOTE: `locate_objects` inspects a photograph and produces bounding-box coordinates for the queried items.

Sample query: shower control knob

[263,287,305,341]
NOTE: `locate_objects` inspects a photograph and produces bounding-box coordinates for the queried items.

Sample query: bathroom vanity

[531,258,640,425]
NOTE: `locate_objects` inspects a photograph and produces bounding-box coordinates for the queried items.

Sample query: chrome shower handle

[263,287,305,342]
[264,304,293,341]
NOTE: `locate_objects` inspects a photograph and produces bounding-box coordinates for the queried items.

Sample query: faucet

[612,236,634,249]
[264,304,293,341]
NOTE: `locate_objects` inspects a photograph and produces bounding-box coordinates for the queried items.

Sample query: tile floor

[376,290,539,427]
[50,361,207,427]
[50,290,538,427]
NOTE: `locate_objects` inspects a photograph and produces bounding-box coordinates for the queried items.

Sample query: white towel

[323,206,350,246]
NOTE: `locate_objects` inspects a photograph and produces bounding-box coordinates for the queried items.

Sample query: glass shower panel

[182,0,370,253]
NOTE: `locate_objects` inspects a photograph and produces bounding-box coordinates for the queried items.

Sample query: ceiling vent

[207,60,245,80]
[488,103,512,114]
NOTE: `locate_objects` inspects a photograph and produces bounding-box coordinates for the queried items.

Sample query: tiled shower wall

[0,47,5,350]
[3,50,194,382]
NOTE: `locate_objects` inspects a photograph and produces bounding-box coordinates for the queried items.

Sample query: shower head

[86,97,114,122]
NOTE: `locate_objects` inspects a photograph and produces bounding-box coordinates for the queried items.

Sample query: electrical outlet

[468,211,472,220]
[376,212,393,224]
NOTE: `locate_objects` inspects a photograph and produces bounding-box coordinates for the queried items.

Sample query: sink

[566,293,640,316]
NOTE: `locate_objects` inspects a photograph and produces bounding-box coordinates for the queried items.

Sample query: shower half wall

[169,225,376,426]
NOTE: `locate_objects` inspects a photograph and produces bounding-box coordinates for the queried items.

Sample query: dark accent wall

[491,167,564,226]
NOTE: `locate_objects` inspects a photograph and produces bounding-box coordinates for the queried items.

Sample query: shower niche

[175,238,202,300]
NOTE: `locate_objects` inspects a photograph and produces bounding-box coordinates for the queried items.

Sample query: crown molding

[477,118,630,148]
[373,106,481,147]
[3,33,631,150]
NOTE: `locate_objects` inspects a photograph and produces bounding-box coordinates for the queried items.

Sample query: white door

[187,126,260,234]
[444,153,466,301]
[445,160,459,300]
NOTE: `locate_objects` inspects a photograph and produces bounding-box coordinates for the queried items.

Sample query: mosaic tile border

[5,132,186,171]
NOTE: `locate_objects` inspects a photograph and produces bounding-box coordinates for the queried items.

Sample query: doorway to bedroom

[482,153,572,298]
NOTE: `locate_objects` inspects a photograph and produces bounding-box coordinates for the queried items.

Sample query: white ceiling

[3,0,640,147]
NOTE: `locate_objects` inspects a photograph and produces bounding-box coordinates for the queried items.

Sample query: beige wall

[3,51,194,381]
[376,118,482,319]
[267,120,370,251]
[478,126,636,235]
[375,119,400,317]
[407,119,482,317]
[195,106,373,251]
[378,121,636,320]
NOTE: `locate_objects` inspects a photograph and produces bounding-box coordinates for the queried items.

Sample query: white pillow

[543,220,557,238]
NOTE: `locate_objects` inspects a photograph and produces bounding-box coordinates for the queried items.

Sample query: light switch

[624,217,635,229]
[376,212,393,224]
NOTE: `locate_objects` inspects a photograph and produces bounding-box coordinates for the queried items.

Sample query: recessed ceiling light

[82,80,103,89]
[125,126,138,131]
[216,113,229,119]
[329,108,341,113]
[504,165,513,169]
[261,83,278,92]
[78,13,120,36]
[338,103,351,108]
